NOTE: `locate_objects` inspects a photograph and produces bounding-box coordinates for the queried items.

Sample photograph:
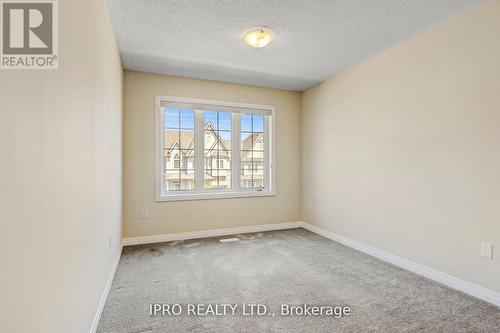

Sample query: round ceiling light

[244,28,273,48]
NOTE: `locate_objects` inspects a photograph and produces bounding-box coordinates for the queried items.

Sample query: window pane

[204,147,232,190]
[218,111,231,131]
[241,113,252,132]
[205,152,215,173]
[253,178,264,188]
[165,151,181,170]
[205,149,216,159]
[239,113,266,190]
[218,130,232,149]
[241,151,263,165]
[165,169,180,191]
[241,169,264,189]
[163,108,195,191]
[253,161,264,170]
[165,131,195,153]
[241,132,252,150]
[253,114,264,132]
[240,171,253,188]
[252,150,264,162]
[179,150,195,169]
[204,130,217,150]
[240,132,264,150]
[164,108,180,129]
[217,150,231,166]
[165,129,179,150]
[241,150,252,161]
[218,169,231,189]
[252,133,264,151]
[240,162,262,172]
[180,109,194,129]
[203,111,232,191]
[204,111,218,129]
[204,173,217,189]
[180,169,195,190]
[180,129,194,149]
[173,155,180,169]
[241,162,252,176]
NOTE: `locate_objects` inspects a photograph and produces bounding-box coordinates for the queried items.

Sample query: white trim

[155,95,276,202]
[155,190,276,202]
[269,111,277,193]
[122,221,302,246]
[264,114,272,190]
[155,95,164,201]
[194,109,204,189]
[300,222,500,308]
[157,95,274,113]
[231,112,241,191]
[90,244,123,333]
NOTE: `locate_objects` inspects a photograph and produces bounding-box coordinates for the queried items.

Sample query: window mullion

[194,110,204,192]
[264,115,270,190]
[157,105,166,197]
[232,112,241,191]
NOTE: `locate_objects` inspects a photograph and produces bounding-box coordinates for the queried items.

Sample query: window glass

[163,107,195,191]
[240,114,265,189]
[204,111,232,189]
[158,98,273,199]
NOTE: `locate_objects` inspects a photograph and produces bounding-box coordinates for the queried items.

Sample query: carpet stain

[148,247,164,256]
[183,242,200,248]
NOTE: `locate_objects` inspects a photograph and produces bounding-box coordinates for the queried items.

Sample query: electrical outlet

[481,242,493,259]
[306,201,313,210]
[139,208,150,221]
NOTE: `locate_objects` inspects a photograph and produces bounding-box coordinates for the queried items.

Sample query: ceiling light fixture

[244,28,273,48]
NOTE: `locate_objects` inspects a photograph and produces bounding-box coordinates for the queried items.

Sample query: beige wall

[123,71,301,237]
[302,0,500,292]
[0,1,123,332]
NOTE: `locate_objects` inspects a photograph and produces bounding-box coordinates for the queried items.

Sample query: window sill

[156,190,276,202]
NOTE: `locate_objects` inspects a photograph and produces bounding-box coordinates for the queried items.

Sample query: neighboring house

[240,132,264,188]
[164,122,263,190]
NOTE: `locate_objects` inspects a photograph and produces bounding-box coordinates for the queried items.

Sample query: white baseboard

[300,222,500,308]
[122,221,302,246]
[90,244,123,333]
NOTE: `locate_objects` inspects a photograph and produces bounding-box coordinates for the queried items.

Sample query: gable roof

[164,122,264,160]
[164,122,231,155]
[241,133,263,151]
[165,130,195,151]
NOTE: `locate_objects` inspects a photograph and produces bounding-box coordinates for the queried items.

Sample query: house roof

[165,130,195,151]
[241,133,263,151]
[164,122,263,159]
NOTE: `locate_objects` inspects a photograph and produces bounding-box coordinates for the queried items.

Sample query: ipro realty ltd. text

[150,303,351,318]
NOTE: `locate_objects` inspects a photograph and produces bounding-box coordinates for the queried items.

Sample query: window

[173,154,180,169]
[240,114,265,190]
[163,107,195,191]
[204,111,232,190]
[156,96,275,201]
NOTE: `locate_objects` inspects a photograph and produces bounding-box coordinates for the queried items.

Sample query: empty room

[2,0,500,332]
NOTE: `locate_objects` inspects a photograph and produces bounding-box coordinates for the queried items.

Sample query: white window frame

[155,95,276,201]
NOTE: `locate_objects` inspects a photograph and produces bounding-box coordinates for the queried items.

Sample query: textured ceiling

[107,0,483,91]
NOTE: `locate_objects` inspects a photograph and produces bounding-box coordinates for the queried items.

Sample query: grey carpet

[97,228,500,332]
